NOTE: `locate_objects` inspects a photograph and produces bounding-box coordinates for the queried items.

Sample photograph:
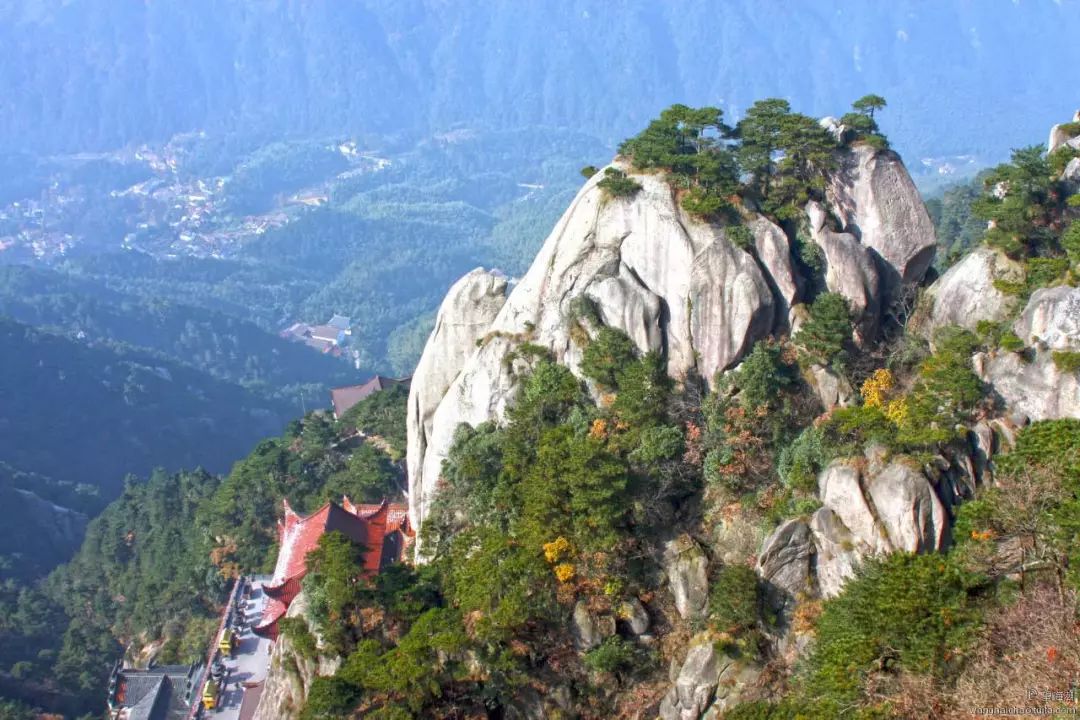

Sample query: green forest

[0,264,357,402]
[7,125,596,377]
[1,0,1078,715]
[0,387,409,716]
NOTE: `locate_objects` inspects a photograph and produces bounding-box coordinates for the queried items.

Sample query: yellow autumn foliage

[885,397,909,425]
[554,563,576,583]
[543,536,573,564]
[589,418,608,440]
[860,368,895,409]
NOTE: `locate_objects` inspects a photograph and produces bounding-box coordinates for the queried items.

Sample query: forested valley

[1,4,1078,717]
[0,120,598,719]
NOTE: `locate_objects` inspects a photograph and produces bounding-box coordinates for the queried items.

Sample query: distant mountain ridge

[2,0,1080,164]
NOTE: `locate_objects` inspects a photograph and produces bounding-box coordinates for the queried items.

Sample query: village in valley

[0,133,391,263]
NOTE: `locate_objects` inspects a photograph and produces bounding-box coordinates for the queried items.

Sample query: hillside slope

[0,317,289,578]
[0,264,357,402]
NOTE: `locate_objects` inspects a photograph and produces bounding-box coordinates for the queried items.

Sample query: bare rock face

[926,247,1023,332]
[584,263,664,355]
[809,507,865,598]
[1049,125,1069,154]
[409,166,778,530]
[617,597,651,635]
[1063,157,1080,187]
[658,639,722,720]
[758,454,948,604]
[614,179,775,380]
[976,350,1080,421]
[407,146,935,532]
[826,144,938,292]
[806,200,881,341]
[808,363,854,410]
[753,455,954,660]
[866,460,948,552]
[822,454,947,557]
[750,215,801,319]
[660,636,764,720]
[712,512,766,566]
[818,116,849,144]
[702,660,763,719]
[571,600,616,651]
[818,460,890,555]
[689,236,776,383]
[1014,286,1080,351]
[973,286,1080,422]
[971,420,998,485]
[417,333,522,527]
[757,518,814,618]
[1048,115,1080,153]
[663,534,710,621]
[406,269,508,529]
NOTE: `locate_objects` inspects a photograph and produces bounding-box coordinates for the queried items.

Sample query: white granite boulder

[688,236,775,383]
[750,215,802,319]
[663,534,711,621]
[406,268,508,529]
[658,639,722,720]
[976,350,1080,421]
[806,200,881,341]
[1014,286,1080,351]
[926,247,1023,332]
[826,144,938,292]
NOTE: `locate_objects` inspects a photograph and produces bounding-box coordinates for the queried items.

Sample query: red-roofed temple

[253,497,413,640]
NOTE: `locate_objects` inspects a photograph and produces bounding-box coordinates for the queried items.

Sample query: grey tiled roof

[126,676,167,720]
[112,664,203,720]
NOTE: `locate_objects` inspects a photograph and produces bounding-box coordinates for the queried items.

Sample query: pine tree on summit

[735,98,792,200]
[852,93,887,119]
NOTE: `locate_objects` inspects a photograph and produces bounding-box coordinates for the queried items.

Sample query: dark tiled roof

[126,676,167,720]
[116,673,165,710]
[328,315,351,330]
[112,664,201,720]
[330,375,409,417]
[308,324,343,342]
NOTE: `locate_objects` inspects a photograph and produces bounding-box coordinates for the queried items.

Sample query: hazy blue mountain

[2,0,1079,164]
